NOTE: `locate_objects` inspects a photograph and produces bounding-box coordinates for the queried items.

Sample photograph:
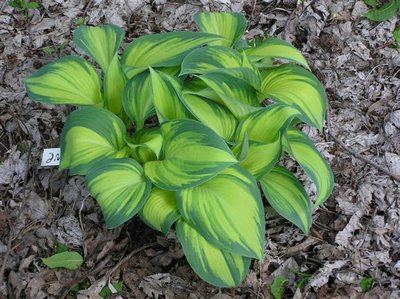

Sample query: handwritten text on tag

[41,148,61,167]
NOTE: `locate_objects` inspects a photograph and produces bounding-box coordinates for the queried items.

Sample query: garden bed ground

[1,0,400,298]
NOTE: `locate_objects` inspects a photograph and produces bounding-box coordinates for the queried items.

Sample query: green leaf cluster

[9,0,39,11]
[360,276,374,293]
[362,0,400,21]
[99,281,124,298]
[26,12,334,288]
[270,276,287,299]
[362,1,400,47]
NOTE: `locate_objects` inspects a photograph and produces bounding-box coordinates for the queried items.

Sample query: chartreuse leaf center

[85,158,151,228]
[144,119,238,190]
[121,31,224,67]
[25,56,103,106]
[139,188,180,235]
[176,220,251,288]
[261,64,327,129]
[244,37,310,69]
[177,165,265,259]
[60,107,130,175]
[180,46,243,75]
[284,128,334,208]
[260,166,313,234]
[193,12,247,47]
[73,24,124,72]
[122,70,153,130]
[236,103,301,143]
[180,93,238,141]
[73,25,127,117]
[127,127,163,164]
[234,136,282,179]
[149,68,191,122]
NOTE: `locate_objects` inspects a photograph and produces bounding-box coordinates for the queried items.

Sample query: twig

[104,242,158,279]
[328,131,400,183]
[82,0,93,17]
[1,0,8,11]
[60,242,157,298]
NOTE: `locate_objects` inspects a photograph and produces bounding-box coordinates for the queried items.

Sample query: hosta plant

[26,12,334,287]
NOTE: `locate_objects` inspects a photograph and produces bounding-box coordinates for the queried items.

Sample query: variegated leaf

[260,166,312,234]
[122,70,154,130]
[181,46,261,89]
[245,37,310,69]
[199,72,260,119]
[233,133,249,161]
[209,67,262,91]
[144,119,238,190]
[73,24,124,71]
[86,158,151,228]
[25,56,102,106]
[128,127,162,164]
[104,55,127,116]
[122,32,223,67]
[239,51,262,89]
[193,12,247,47]
[149,68,191,122]
[177,166,265,259]
[176,220,251,287]
[236,104,300,143]
[180,46,243,75]
[60,107,130,175]
[180,93,238,140]
[261,64,327,129]
[123,65,181,79]
[139,188,180,235]
[236,137,282,179]
[183,77,221,103]
[284,128,334,208]
[122,65,148,79]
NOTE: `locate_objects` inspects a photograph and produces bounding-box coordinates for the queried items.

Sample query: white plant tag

[41,148,61,167]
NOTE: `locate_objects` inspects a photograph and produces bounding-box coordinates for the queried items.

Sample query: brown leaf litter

[1,0,400,298]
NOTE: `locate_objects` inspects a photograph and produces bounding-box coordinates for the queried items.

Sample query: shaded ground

[1,0,400,298]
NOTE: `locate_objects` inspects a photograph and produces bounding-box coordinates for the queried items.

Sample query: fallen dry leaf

[309,260,349,289]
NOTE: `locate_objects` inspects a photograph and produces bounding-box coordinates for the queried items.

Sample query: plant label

[41,148,61,167]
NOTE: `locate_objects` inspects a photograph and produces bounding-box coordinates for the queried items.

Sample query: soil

[1,0,400,298]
